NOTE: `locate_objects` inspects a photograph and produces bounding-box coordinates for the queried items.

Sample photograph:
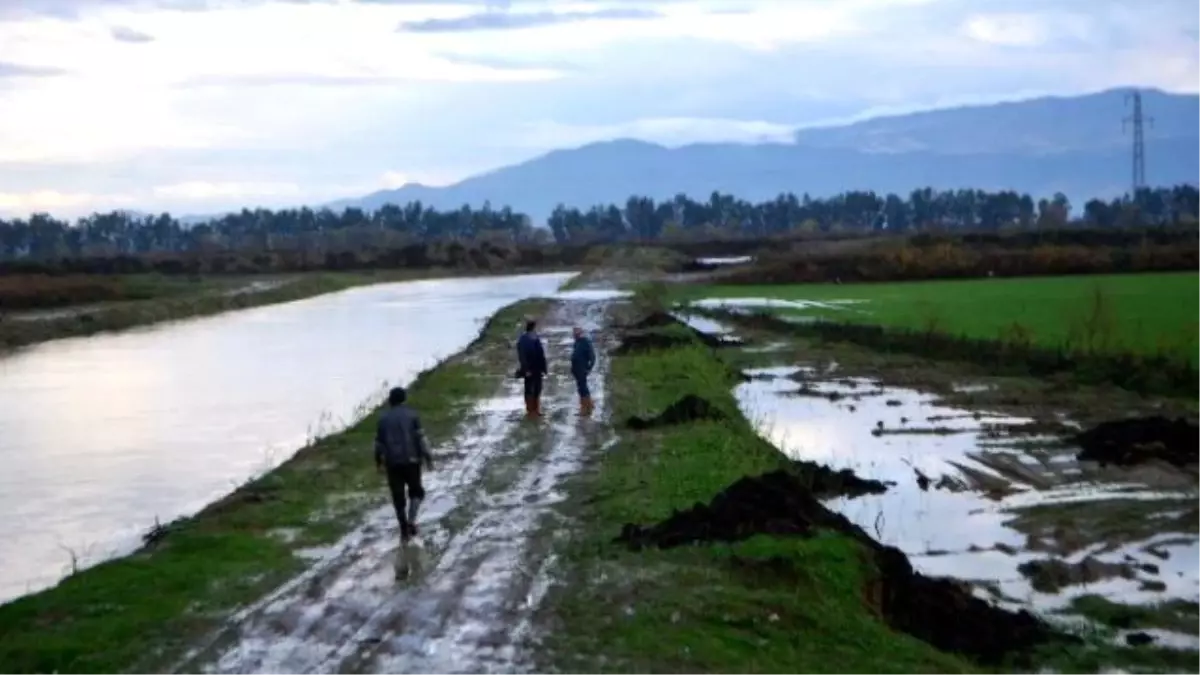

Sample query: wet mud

[626,394,729,430]
[1074,416,1199,470]
[615,311,741,352]
[1017,557,1139,593]
[615,470,1064,665]
[179,290,621,674]
[792,460,893,499]
[731,362,1200,662]
[613,330,695,355]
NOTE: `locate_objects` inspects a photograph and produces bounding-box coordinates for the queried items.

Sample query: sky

[1,0,1197,218]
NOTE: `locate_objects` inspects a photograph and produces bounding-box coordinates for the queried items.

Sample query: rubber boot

[524,395,536,419]
[532,396,543,418]
[581,396,594,417]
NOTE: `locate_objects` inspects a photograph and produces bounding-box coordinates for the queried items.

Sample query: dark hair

[525,320,537,332]
[388,387,407,406]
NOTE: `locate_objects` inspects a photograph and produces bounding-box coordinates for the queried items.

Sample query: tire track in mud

[188,298,616,674]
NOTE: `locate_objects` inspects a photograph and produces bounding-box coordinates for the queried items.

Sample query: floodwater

[685,297,867,314]
[694,256,753,266]
[0,271,573,604]
[736,366,1200,647]
[181,291,618,673]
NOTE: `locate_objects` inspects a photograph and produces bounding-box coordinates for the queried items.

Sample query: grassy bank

[537,328,976,672]
[0,298,545,674]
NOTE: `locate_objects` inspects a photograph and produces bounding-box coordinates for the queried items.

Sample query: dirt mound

[615,470,1063,665]
[627,395,729,430]
[793,460,892,499]
[626,311,679,331]
[613,331,695,355]
[1017,556,1137,593]
[1074,416,1199,469]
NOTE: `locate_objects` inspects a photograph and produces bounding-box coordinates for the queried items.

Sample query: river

[0,271,574,604]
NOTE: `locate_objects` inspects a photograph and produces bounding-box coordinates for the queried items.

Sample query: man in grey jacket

[375,386,434,541]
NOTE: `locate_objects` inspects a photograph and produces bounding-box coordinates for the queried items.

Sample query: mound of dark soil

[626,311,679,331]
[626,395,729,430]
[1016,556,1137,593]
[615,470,1064,665]
[1074,416,1199,469]
[793,460,892,498]
[613,331,695,355]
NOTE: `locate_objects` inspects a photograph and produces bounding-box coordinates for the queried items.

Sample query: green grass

[539,334,976,673]
[681,272,1198,365]
[0,299,544,674]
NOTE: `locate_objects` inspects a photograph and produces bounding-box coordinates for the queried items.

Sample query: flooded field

[0,271,573,604]
[668,308,1199,654]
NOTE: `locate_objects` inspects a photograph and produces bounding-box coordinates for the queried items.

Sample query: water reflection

[0,271,574,603]
[735,366,1200,617]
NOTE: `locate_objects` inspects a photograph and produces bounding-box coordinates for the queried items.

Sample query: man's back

[375,404,428,466]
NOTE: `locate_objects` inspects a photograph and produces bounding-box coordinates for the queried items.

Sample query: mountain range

[285,88,1200,224]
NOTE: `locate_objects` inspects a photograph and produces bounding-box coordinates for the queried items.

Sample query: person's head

[525,319,537,333]
[387,386,407,407]
[572,326,583,339]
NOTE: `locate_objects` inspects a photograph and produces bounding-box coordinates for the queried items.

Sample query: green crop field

[682,272,1199,365]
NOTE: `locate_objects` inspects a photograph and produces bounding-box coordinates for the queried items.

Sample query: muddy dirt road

[176,296,616,674]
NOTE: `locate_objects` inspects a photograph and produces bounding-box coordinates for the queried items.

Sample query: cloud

[0,61,67,78]
[111,25,155,42]
[0,0,1196,218]
[152,180,301,200]
[396,7,661,33]
[0,189,137,215]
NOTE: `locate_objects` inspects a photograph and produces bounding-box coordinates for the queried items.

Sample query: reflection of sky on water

[735,366,1200,619]
[0,271,572,603]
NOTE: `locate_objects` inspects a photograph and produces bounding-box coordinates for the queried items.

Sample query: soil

[613,331,697,355]
[792,460,893,499]
[626,395,730,430]
[1016,557,1138,594]
[1074,416,1199,469]
[615,470,1066,666]
[625,312,679,331]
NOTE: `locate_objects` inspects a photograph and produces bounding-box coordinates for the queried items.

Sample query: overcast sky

[1,0,1197,218]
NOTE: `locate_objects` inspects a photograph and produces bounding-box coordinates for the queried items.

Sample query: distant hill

[327,87,1198,223]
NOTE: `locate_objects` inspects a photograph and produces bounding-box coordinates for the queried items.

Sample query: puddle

[669,312,744,346]
[736,366,1200,633]
[695,256,753,266]
[546,289,632,302]
[687,297,866,314]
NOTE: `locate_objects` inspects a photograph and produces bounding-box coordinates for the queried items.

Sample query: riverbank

[534,312,981,672]
[0,297,547,673]
[0,267,571,352]
[533,304,1198,673]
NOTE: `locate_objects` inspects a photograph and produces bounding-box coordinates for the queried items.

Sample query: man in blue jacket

[516,319,548,418]
[571,326,596,416]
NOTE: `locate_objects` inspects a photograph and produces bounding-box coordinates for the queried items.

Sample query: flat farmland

[682,271,1199,366]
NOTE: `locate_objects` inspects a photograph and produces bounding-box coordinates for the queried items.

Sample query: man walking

[516,319,548,418]
[375,386,433,542]
[571,326,596,416]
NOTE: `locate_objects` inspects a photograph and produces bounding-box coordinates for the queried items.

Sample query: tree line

[1,185,1196,261]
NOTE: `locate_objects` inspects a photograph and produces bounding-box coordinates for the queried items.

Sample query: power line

[1122,89,1154,196]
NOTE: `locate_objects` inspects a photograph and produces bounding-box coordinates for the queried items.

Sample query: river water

[0,271,574,604]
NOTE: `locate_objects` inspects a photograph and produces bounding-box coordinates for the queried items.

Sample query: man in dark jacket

[516,319,548,418]
[375,386,433,541]
[571,326,596,416]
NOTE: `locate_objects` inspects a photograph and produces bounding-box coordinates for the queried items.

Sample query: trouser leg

[385,465,409,533]
[404,464,426,525]
[524,376,543,417]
